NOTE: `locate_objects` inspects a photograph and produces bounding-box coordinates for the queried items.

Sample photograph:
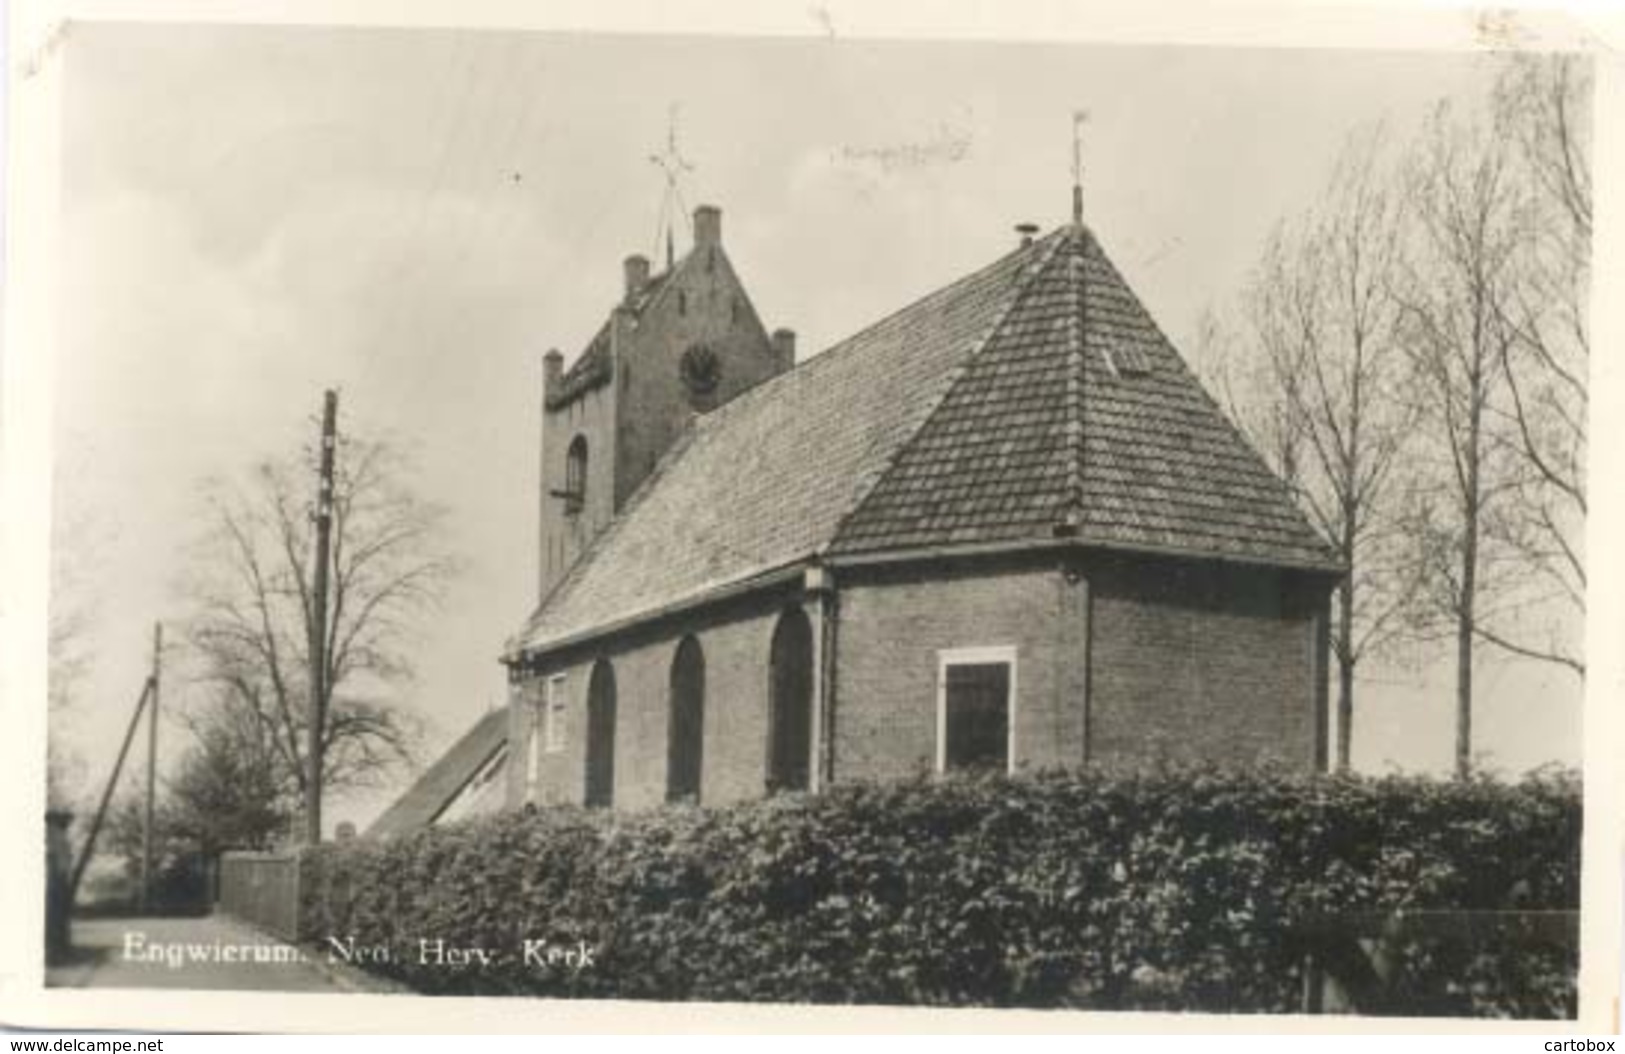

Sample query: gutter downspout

[807,560,838,791]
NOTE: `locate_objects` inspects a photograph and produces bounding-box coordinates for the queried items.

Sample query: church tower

[538,205,793,600]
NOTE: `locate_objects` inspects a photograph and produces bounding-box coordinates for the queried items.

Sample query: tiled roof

[512,224,1339,657]
[829,234,1082,551]
[365,708,508,838]
[832,227,1338,566]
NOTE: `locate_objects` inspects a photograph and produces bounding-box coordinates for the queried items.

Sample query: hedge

[299,766,1579,1016]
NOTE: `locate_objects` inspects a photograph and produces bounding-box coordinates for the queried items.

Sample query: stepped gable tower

[537,205,793,599]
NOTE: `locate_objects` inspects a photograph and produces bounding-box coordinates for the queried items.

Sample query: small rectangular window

[545,674,567,753]
[937,647,1016,775]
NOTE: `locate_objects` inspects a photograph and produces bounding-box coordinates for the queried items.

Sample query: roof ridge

[827,229,1075,553]
[674,229,1071,434]
[1060,228,1087,534]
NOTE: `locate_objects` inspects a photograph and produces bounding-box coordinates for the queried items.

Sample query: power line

[389,37,556,412]
[355,31,493,381]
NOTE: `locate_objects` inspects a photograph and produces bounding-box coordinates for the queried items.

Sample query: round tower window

[679,343,721,400]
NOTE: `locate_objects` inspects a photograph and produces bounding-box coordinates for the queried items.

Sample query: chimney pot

[623,254,651,301]
[543,348,564,399]
[694,205,722,248]
[1015,222,1040,248]
[772,328,797,367]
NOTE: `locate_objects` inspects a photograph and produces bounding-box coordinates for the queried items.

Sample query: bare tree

[1193,62,1586,777]
[47,505,102,814]
[47,598,89,813]
[1393,91,1551,777]
[181,429,458,824]
[1486,55,1590,662]
[1242,125,1416,771]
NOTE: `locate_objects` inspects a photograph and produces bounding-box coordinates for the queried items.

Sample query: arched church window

[667,636,706,804]
[767,607,814,793]
[564,435,587,514]
[584,659,617,808]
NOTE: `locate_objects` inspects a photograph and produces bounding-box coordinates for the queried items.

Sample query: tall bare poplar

[1394,94,1531,777]
[1243,126,1415,771]
[1484,55,1589,673]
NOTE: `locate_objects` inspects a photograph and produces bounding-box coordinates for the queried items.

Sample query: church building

[501,201,1343,812]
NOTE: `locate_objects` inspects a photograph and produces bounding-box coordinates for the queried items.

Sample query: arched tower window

[584,659,617,808]
[564,435,588,514]
[767,607,815,793]
[667,636,706,804]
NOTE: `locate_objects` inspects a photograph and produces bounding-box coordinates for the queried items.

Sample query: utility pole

[139,622,161,913]
[69,676,153,909]
[306,390,338,845]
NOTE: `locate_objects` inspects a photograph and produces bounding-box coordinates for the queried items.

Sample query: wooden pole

[306,390,338,845]
[69,678,152,908]
[139,623,161,912]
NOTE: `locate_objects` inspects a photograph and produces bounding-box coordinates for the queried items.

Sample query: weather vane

[1072,109,1090,226]
[649,103,696,270]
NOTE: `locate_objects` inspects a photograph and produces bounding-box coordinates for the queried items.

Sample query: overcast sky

[52,23,1581,830]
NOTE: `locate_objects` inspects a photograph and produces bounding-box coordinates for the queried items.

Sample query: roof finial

[649,103,696,270]
[1071,109,1090,227]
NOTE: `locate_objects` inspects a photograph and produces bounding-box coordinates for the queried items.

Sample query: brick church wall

[505,596,799,811]
[1086,555,1324,769]
[503,674,540,808]
[832,564,1086,780]
[598,610,781,808]
[506,555,1328,814]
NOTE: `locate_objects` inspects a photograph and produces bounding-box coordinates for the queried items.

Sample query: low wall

[218,851,303,941]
